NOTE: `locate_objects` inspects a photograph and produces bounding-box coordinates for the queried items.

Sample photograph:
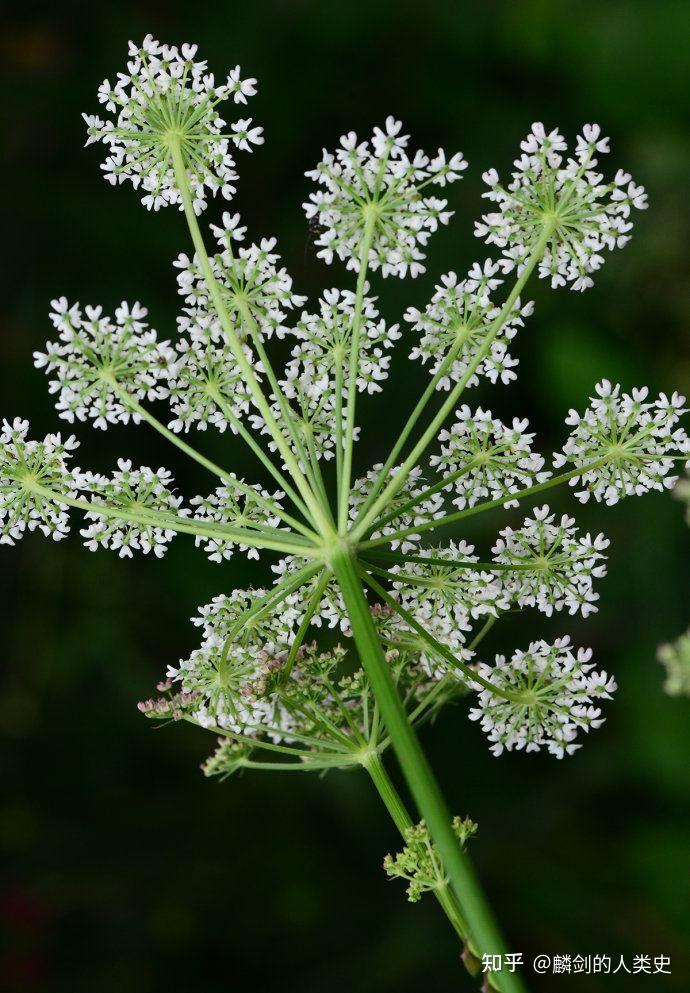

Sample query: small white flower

[191,479,284,562]
[555,380,690,504]
[469,636,617,757]
[175,222,306,341]
[287,288,401,396]
[304,119,465,278]
[166,319,253,434]
[0,418,78,544]
[492,505,609,617]
[78,460,185,558]
[475,122,647,290]
[390,541,510,625]
[406,263,531,390]
[430,406,550,509]
[349,464,445,553]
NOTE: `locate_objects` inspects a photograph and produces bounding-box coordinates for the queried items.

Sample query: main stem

[331,547,526,993]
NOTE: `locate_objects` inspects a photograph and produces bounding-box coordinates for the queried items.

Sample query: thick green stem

[331,548,526,993]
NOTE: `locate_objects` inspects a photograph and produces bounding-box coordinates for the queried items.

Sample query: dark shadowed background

[1,1,689,991]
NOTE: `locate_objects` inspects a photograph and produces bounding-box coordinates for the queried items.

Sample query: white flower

[287,288,401,396]
[175,220,306,341]
[190,479,284,561]
[248,385,358,470]
[406,262,531,389]
[35,299,174,430]
[475,122,647,290]
[469,636,617,757]
[430,406,550,509]
[0,418,78,544]
[304,117,465,278]
[166,319,253,434]
[371,595,474,681]
[554,380,690,504]
[78,460,185,558]
[84,37,261,213]
[492,505,609,617]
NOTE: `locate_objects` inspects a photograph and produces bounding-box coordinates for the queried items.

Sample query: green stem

[351,225,555,544]
[122,391,318,541]
[360,456,611,551]
[40,487,311,557]
[352,330,467,529]
[338,211,377,532]
[330,548,526,993]
[169,138,330,536]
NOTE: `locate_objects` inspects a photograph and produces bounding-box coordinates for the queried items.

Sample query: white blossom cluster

[35,299,174,430]
[191,478,284,561]
[84,37,261,213]
[170,587,296,735]
[406,262,532,390]
[469,637,617,757]
[0,419,78,545]
[476,123,648,290]
[304,117,466,278]
[492,505,609,617]
[175,215,306,340]
[430,406,550,509]
[166,321,253,433]
[78,459,185,558]
[391,541,508,625]
[555,380,690,504]
[286,288,401,396]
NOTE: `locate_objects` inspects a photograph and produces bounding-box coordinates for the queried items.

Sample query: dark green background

[1,2,689,991]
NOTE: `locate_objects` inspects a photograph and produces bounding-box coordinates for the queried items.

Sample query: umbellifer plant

[3,36,689,993]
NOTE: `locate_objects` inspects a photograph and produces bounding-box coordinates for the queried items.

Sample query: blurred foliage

[1,1,689,991]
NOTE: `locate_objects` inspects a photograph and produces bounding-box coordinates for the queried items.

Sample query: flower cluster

[190,478,284,561]
[286,288,401,396]
[492,506,609,617]
[555,380,690,504]
[657,629,690,698]
[384,816,477,902]
[304,117,466,278]
[476,123,648,290]
[391,542,508,625]
[166,324,253,434]
[35,299,174,430]
[406,262,532,390]
[78,460,184,558]
[0,419,78,545]
[175,216,306,340]
[430,406,550,509]
[469,637,617,757]
[84,36,261,213]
